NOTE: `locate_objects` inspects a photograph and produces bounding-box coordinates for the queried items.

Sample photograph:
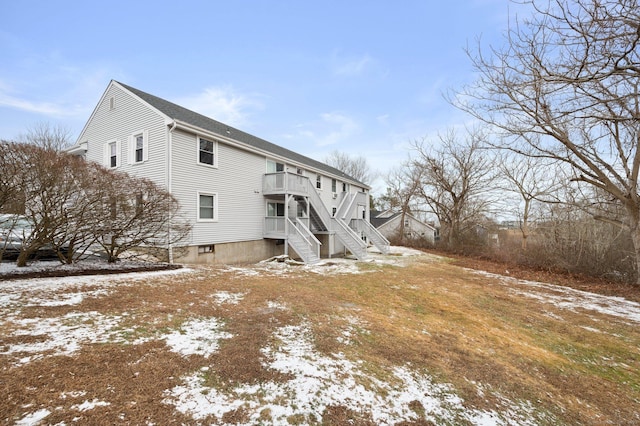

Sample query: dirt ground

[1,249,639,425]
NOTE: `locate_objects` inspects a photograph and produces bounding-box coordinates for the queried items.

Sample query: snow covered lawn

[1,247,639,425]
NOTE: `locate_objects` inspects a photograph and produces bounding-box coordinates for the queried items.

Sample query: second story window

[135,135,144,162]
[129,130,148,164]
[110,142,117,168]
[332,179,337,193]
[104,139,120,168]
[316,175,322,189]
[198,137,217,167]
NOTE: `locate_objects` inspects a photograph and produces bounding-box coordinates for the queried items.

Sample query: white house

[371,210,438,244]
[68,80,389,264]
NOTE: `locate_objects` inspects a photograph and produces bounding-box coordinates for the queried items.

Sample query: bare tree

[95,171,191,263]
[380,163,424,244]
[18,122,72,151]
[497,150,564,249]
[412,128,497,249]
[0,141,24,214]
[456,0,640,283]
[324,150,375,184]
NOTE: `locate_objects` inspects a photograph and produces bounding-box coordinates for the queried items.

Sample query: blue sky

[1,1,515,193]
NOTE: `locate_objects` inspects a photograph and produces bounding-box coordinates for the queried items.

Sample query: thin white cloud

[315,112,359,147]
[0,63,117,120]
[376,114,390,125]
[331,52,374,77]
[0,92,70,116]
[176,86,263,128]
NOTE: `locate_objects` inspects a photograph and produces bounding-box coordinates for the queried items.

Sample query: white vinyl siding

[170,129,266,245]
[79,83,168,185]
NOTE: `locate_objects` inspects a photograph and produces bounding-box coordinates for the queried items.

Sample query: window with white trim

[331,179,337,193]
[135,135,144,162]
[198,137,217,167]
[104,139,120,168]
[266,159,284,173]
[267,201,285,217]
[129,130,148,164]
[198,192,217,221]
[316,174,322,189]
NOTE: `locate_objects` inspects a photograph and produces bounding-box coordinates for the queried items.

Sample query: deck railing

[263,172,309,195]
[264,217,285,234]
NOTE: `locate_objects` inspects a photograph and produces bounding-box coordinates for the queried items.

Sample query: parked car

[0,214,67,260]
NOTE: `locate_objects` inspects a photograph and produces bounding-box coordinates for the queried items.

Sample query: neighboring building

[68,80,388,264]
[371,210,438,244]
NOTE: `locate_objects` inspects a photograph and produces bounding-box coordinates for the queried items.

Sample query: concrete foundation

[176,239,284,265]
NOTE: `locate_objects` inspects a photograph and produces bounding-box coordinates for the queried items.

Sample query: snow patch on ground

[469,269,640,324]
[164,321,544,425]
[211,291,245,305]
[71,399,111,412]
[1,311,145,366]
[163,317,233,358]
[15,408,51,425]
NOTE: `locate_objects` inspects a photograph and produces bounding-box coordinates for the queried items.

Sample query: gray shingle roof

[370,211,401,228]
[117,81,367,187]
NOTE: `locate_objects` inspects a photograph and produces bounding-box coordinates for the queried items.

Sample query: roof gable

[115,81,367,187]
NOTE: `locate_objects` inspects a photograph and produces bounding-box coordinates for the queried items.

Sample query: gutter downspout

[167,121,177,264]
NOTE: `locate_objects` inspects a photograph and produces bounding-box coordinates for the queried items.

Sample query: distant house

[67,80,389,264]
[371,210,438,244]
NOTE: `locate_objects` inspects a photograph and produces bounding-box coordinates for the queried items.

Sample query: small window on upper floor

[331,179,337,193]
[198,137,217,167]
[316,175,322,189]
[104,139,121,169]
[109,143,117,167]
[129,130,148,164]
[135,135,144,162]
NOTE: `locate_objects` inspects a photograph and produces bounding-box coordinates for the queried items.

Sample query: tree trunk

[16,249,32,267]
[630,225,640,286]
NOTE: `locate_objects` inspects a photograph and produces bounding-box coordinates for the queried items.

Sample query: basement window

[198,245,215,254]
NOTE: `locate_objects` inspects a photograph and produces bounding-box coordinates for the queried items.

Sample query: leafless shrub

[1,138,190,266]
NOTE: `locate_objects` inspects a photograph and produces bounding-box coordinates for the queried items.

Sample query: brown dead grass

[1,256,639,425]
